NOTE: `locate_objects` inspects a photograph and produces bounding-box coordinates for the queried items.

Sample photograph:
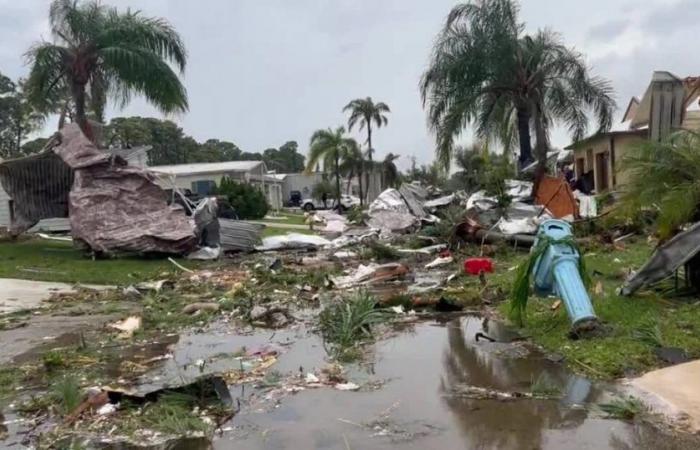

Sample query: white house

[149,160,284,210]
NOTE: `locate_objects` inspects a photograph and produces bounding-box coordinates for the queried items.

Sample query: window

[191,180,216,195]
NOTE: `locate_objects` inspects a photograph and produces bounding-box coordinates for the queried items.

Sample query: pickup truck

[301,194,360,212]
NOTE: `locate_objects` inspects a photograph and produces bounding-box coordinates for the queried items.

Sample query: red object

[464,257,494,275]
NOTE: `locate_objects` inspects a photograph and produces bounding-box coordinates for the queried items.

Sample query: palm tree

[306,127,358,208]
[339,141,364,205]
[343,97,390,201]
[619,130,700,240]
[420,0,615,172]
[381,153,401,189]
[25,0,188,142]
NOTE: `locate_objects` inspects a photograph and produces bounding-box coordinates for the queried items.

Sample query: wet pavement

[3,313,699,449]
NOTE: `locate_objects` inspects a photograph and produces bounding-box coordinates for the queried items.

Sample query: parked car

[288,190,302,207]
[301,194,360,212]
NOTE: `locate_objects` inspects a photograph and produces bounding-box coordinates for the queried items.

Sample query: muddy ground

[1,239,699,450]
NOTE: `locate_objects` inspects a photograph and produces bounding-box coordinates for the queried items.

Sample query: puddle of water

[208,315,697,450]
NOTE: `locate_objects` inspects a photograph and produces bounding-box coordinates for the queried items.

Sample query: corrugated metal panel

[0,187,10,228]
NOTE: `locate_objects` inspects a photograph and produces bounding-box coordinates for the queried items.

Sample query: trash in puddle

[108,316,142,339]
[250,304,294,328]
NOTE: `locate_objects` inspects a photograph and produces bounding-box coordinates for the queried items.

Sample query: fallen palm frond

[510,235,589,326]
[599,396,647,421]
[632,319,664,348]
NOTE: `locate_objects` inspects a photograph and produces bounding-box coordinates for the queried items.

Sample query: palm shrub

[319,290,387,359]
[215,177,268,220]
[618,130,700,240]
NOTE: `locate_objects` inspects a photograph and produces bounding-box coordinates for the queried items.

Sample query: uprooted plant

[319,290,389,360]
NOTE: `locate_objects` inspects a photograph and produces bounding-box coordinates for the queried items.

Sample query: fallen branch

[168,257,193,273]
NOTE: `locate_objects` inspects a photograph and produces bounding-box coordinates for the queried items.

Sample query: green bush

[215,177,268,219]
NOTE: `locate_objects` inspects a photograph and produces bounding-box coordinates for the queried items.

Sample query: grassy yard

[0,228,318,284]
[496,238,700,379]
[0,239,194,285]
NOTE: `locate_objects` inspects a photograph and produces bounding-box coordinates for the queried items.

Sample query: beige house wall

[572,133,645,192]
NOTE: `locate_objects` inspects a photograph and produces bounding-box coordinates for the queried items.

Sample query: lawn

[496,238,700,379]
[0,229,319,284]
[0,239,205,285]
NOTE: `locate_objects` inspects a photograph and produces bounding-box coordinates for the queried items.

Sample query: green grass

[0,239,193,285]
[261,226,316,238]
[497,238,700,379]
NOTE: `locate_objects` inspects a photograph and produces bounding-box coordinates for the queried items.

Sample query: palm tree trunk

[358,162,364,206]
[71,82,94,142]
[57,99,70,130]
[364,123,373,204]
[516,108,533,170]
[334,154,341,209]
[531,105,549,196]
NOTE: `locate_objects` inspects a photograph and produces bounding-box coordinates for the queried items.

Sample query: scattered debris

[425,255,453,269]
[330,263,411,289]
[181,302,221,315]
[108,316,142,339]
[257,233,331,251]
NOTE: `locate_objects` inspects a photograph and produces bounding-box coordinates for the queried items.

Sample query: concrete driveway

[0,278,101,314]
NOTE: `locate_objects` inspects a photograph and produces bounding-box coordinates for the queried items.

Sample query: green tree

[263,141,305,173]
[215,177,268,220]
[25,0,188,142]
[21,137,50,155]
[0,74,45,158]
[453,144,487,192]
[197,139,242,162]
[306,127,357,208]
[420,0,615,171]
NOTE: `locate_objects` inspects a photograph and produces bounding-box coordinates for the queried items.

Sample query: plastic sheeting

[256,233,331,251]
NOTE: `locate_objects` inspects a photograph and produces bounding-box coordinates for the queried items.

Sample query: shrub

[214,177,268,219]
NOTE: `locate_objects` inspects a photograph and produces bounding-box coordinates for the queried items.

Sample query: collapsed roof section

[0,124,196,255]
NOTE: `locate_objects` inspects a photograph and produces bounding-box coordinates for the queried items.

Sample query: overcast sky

[1,0,698,169]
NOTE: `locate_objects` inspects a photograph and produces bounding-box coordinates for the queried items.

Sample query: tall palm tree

[420,0,615,172]
[339,141,364,205]
[25,0,188,142]
[305,127,358,208]
[343,97,390,202]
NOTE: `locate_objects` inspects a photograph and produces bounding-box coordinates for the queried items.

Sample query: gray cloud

[586,19,630,42]
[0,0,696,169]
[642,0,700,36]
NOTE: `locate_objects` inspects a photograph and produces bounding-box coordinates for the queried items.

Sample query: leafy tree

[306,127,358,207]
[420,0,615,171]
[25,0,188,142]
[104,116,151,148]
[215,177,268,220]
[453,144,487,192]
[311,179,338,204]
[21,137,50,155]
[197,139,242,162]
[263,141,305,173]
[0,74,44,158]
